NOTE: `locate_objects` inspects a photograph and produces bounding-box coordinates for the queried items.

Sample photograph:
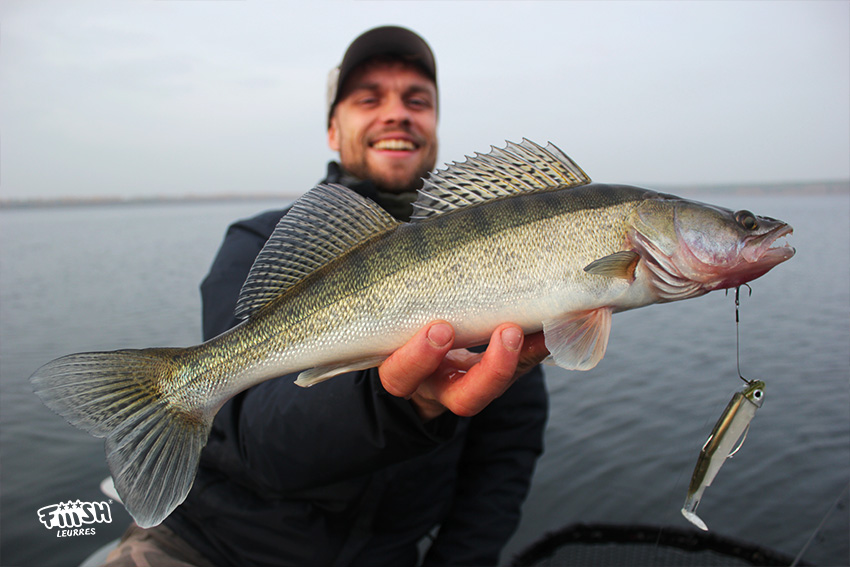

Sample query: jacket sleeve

[198,212,461,494]
[422,366,548,567]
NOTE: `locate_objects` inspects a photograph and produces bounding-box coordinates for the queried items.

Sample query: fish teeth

[770,235,791,250]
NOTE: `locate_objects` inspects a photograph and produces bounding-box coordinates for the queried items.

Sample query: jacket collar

[323,162,417,222]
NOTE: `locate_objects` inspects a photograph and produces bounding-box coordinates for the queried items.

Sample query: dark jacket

[164,163,549,567]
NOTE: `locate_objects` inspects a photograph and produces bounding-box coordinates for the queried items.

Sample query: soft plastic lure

[681,379,766,530]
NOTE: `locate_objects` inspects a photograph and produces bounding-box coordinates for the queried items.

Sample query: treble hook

[733,284,753,384]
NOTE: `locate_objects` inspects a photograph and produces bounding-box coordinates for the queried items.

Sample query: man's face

[328,60,438,193]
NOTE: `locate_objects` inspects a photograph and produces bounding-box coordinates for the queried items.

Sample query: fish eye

[753,389,763,399]
[735,210,759,231]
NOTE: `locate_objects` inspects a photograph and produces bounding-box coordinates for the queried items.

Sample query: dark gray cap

[327,26,437,126]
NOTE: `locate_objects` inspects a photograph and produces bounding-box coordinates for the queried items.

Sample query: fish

[30,139,795,528]
[681,379,767,531]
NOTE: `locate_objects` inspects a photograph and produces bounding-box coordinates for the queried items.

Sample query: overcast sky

[1,0,848,200]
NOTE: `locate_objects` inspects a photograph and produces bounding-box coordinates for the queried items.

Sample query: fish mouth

[742,224,795,265]
[699,223,795,291]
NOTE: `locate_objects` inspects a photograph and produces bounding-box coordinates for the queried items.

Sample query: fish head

[630,195,795,301]
[743,379,766,408]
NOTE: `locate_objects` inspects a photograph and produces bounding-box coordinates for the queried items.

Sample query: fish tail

[681,495,709,531]
[30,348,211,528]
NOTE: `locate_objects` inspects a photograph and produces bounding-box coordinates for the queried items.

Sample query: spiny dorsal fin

[235,184,400,320]
[411,139,591,221]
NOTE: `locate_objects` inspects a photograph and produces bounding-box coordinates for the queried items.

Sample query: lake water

[1,191,848,567]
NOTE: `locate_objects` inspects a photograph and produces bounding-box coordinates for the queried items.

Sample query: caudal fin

[681,494,709,531]
[30,348,212,528]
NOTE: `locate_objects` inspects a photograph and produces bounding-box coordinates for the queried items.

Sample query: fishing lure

[681,379,766,530]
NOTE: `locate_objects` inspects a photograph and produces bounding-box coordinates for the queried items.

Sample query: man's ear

[327,115,340,152]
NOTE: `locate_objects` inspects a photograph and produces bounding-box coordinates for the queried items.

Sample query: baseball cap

[326,26,437,126]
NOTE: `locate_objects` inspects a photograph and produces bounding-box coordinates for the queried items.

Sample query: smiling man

[328,58,438,194]
[103,26,549,567]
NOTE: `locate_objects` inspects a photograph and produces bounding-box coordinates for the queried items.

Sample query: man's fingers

[435,324,525,417]
[379,322,548,421]
[378,321,455,398]
[515,331,549,377]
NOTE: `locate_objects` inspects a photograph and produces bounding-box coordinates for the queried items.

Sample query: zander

[31,139,795,528]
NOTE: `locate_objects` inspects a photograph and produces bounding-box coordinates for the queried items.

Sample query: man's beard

[369,161,435,193]
[342,141,438,194]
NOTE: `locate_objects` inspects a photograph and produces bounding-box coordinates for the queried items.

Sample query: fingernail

[427,323,453,348]
[501,327,523,351]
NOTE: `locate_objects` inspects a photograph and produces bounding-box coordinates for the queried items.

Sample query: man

[104,26,549,567]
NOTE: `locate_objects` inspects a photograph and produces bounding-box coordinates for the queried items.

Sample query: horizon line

[2,179,848,209]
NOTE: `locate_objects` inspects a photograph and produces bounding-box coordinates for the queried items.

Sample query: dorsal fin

[235,184,400,320]
[411,139,591,221]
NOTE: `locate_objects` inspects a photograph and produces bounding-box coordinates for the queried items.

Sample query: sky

[1,0,848,201]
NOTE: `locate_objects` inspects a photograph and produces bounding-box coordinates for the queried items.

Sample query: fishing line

[733,284,753,385]
[655,285,757,558]
[731,284,846,567]
[653,287,751,557]
[790,481,850,567]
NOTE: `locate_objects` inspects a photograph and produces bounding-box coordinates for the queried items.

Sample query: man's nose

[381,95,411,125]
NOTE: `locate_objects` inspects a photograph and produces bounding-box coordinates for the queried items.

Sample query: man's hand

[378,321,549,421]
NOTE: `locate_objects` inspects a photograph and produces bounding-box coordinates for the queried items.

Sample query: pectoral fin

[543,308,613,371]
[584,251,640,279]
[294,356,389,387]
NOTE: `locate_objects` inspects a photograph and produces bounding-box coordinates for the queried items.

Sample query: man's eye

[407,98,431,109]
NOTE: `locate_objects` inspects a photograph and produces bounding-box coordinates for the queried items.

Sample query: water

[1,192,848,567]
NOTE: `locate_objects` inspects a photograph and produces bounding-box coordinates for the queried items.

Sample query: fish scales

[164,185,648,419]
[223,185,641,380]
[29,139,795,528]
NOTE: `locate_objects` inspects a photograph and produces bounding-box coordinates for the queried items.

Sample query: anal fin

[294,356,389,387]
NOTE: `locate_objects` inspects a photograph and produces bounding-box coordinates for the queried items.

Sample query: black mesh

[509,523,806,567]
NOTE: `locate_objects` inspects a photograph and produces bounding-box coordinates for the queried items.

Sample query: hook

[734,285,753,384]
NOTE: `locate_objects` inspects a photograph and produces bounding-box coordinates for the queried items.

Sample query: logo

[37,499,112,537]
